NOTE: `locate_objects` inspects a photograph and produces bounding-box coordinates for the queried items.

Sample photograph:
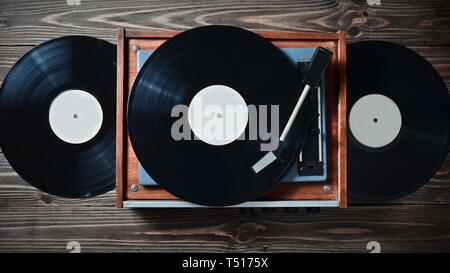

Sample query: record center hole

[373,118,378,123]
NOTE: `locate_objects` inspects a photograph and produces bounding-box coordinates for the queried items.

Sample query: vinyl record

[347,41,449,201]
[0,36,116,198]
[128,25,304,206]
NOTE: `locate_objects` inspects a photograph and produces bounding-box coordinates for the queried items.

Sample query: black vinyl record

[347,41,449,201]
[128,25,304,206]
[0,36,116,198]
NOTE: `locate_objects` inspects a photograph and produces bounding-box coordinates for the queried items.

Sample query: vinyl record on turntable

[0,36,116,198]
[347,41,450,201]
[128,25,306,206]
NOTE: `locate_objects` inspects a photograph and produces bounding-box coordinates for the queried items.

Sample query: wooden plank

[0,0,449,46]
[337,30,347,208]
[0,205,448,252]
[126,30,340,40]
[115,28,125,208]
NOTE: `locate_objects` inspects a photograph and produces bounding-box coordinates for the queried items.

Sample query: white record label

[188,85,248,146]
[49,89,103,144]
[349,93,402,148]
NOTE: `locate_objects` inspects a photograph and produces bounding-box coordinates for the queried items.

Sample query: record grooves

[347,41,450,201]
[0,36,117,198]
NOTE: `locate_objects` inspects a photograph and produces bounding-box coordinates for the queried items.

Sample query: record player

[115,29,348,208]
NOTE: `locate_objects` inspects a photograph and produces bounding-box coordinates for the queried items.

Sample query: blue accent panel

[137,50,153,70]
[136,48,327,185]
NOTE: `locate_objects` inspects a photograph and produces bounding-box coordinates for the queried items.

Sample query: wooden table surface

[0,0,449,253]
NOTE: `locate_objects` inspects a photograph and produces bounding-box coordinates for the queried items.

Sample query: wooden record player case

[116,28,347,208]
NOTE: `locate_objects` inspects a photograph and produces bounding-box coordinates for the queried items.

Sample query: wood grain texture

[0,0,449,252]
[0,0,450,45]
[0,205,448,252]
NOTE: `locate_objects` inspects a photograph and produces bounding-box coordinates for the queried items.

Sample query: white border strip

[123,200,339,208]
